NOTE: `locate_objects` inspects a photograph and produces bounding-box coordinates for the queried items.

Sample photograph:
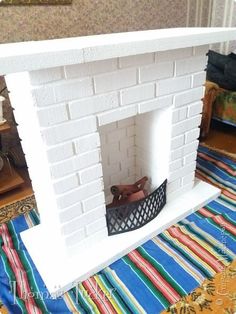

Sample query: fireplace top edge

[1,27,236,75]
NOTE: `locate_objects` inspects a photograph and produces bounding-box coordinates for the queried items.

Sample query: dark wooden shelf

[0,122,11,133]
[0,121,24,195]
[0,163,24,194]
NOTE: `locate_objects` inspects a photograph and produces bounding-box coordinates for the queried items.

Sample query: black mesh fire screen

[106,179,167,236]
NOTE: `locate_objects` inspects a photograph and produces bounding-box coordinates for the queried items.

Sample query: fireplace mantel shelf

[1,27,236,74]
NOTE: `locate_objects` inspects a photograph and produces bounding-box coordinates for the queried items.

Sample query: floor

[201,120,236,160]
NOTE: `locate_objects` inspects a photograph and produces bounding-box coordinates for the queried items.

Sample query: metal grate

[106,179,167,236]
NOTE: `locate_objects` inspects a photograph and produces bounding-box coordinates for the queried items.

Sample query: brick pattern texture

[6,45,208,249]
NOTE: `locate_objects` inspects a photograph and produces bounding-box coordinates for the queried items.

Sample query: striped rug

[0,145,235,314]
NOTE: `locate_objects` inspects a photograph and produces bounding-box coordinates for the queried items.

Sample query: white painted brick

[120,157,136,169]
[30,67,63,85]
[183,140,199,156]
[157,76,191,96]
[86,217,107,236]
[121,83,155,106]
[94,68,136,94]
[98,105,137,126]
[185,128,200,144]
[32,86,55,107]
[57,178,103,209]
[59,203,82,223]
[140,61,174,83]
[175,56,207,76]
[102,162,120,177]
[169,162,196,182]
[65,58,117,78]
[193,45,209,56]
[37,103,68,127]
[51,149,100,179]
[188,101,203,117]
[47,142,74,163]
[174,86,204,107]
[138,95,173,114]
[99,122,117,134]
[54,78,93,103]
[62,204,106,235]
[123,175,136,185]
[42,115,97,145]
[192,71,206,88]
[74,133,100,154]
[172,115,202,137]
[127,125,136,137]
[128,166,136,177]
[108,150,127,164]
[155,48,192,62]
[172,107,188,123]
[69,92,119,119]
[182,171,195,186]
[167,178,182,193]
[100,134,106,146]
[120,136,135,151]
[79,163,103,185]
[101,142,119,160]
[107,128,126,144]
[184,152,197,165]
[103,175,110,188]
[168,183,193,202]
[119,53,154,68]
[53,174,79,194]
[82,192,105,213]
[127,146,136,157]
[170,147,183,161]
[169,159,182,172]
[110,169,129,184]
[64,228,86,246]
[104,187,111,198]
[117,117,134,129]
[171,135,185,150]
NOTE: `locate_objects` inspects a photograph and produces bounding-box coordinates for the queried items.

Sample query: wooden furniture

[0,122,11,149]
[0,122,24,195]
[201,81,236,139]
[0,163,24,194]
[0,121,11,133]
[200,81,220,139]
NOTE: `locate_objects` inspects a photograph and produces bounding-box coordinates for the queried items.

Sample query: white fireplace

[1,27,235,297]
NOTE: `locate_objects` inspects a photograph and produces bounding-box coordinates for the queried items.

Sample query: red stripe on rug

[212,215,236,236]
[198,152,236,176]
[82,278,117,314]
[196,171,235,200]
[198,207,216,218]
[1,224,42,314]
[168,226,225,273]
[128,250,180,304]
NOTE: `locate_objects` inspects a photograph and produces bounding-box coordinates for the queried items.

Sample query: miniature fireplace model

[1,28,235,297]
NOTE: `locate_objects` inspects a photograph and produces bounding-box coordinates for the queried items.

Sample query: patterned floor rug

[0,145,235,314]
[0,195,37,224]
[162,259,236,314]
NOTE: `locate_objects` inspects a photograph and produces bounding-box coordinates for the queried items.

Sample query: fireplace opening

[98,106,172,234]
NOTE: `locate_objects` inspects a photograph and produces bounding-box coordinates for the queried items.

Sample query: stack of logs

[107,176,148,208]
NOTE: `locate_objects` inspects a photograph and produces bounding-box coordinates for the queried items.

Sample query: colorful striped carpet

[0,145,235,314]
